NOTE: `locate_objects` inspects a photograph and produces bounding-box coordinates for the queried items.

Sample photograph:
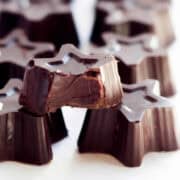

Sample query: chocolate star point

[120,80,171,122]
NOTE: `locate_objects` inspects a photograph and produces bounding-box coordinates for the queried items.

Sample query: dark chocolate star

[91,1,174,47]
[89,32,164,65]
[0,78,68,145]
[0,29,55,67]
[88,32,175,97]
[0,1,79,49]
[20,43,123,114]
[0,78,53,165]
[104,1,174,47]
[120,80,170,122]
[32,43,116,74]
[78,79,178,167]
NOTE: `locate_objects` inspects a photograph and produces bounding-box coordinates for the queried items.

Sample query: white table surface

[0,0,180,179]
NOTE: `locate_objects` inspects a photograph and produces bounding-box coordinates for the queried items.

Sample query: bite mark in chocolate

[20,44,123,115]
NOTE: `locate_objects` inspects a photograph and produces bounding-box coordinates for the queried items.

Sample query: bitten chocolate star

[0,29,55,88]
[20,44,123,115]
[78,80,178,167]
[91,1,174,47]
[88,32,175,96]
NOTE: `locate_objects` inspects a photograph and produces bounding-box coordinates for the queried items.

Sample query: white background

[1,0,180,179]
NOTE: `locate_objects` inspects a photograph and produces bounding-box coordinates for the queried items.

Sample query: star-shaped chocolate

[0,29,55,66]
[0,79,53,164]
[78,80,178,167]
[88,32,175,96]
[0,1,79,49]
[31,43,118,74]
[20,44,123,115]
[0,29,68,143]
[90,32,164,65]
[91,1,174,47]
[0,78,67,164]
[120,80,170,121]
[0,29,55,88]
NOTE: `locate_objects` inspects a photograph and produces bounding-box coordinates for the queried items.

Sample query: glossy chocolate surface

[20,44,123,114]
[0,29,55,88]
[78,80,178,167]
[88,32,175,96]
[0,79,52,164]
[0,30,67,143]
[0,79,67,164]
